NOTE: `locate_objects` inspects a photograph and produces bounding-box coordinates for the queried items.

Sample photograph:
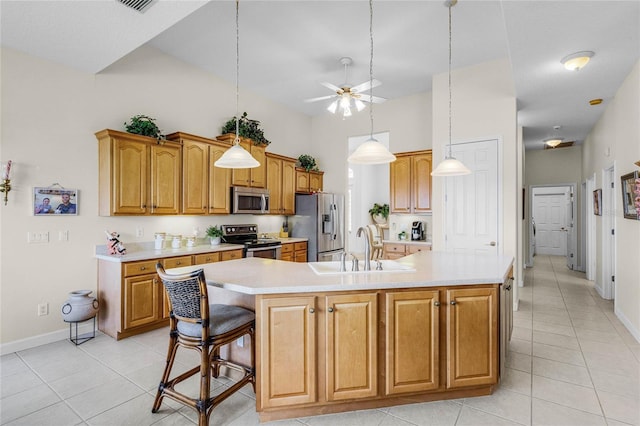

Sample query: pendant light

[431,0,471,177]
[215,0,259,169]
[347,0,396,165]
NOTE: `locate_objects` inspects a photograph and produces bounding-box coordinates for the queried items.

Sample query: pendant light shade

[347,0,395,165]
[214,0,259,169]
[431,156,471,176]
[431,0,470,177]
[214,141,260,168]
[348,137,396,164]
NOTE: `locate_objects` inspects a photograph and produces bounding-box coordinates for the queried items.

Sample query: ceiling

[2,1,638,151]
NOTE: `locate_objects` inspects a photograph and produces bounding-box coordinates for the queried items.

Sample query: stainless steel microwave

[231,186,270,214]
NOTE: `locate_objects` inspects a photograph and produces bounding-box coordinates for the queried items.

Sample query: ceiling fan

[304,57,386,118]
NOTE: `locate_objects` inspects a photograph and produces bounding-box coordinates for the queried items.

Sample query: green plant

[298,154,318,172]
[368,203,389,219]
[124,115,165,140]
[221,112,271,146]
[205,225,223,238]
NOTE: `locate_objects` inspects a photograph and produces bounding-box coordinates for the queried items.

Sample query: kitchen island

[168,251,514,422]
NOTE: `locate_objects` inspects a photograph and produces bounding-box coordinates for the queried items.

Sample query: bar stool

[153,263,255,426]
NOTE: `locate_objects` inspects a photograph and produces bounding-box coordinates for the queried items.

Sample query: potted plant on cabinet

[368,203,389,224]
[298,154,319,172]
[219,112,271,146]
[205,225,224,245]
[124,115,165,141]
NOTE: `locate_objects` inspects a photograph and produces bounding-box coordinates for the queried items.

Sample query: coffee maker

[411,221,425,241]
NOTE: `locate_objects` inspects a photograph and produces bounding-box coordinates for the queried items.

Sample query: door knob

[485,241,497,246]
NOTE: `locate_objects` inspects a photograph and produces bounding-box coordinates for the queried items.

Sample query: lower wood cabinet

[256,283,505,420]
[98,248,244,340]
[281,241,308,262]
[383,242,431,259]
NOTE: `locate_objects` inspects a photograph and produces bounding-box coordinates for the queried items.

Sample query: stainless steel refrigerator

[291,193,344,262]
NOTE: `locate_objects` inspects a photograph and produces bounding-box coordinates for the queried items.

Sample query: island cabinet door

[385,290,440,395]
[446,287,498,389]
[325,293,378,401]
[257,295,317,409]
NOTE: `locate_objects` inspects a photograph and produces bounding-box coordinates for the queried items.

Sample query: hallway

[1,255,638,425]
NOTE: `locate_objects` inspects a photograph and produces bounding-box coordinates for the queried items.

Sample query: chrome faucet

[356,227,371,271]
[340,252,347,272]
[351,253,359,271]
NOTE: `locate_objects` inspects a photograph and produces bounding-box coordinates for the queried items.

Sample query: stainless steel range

[222,224,282,260]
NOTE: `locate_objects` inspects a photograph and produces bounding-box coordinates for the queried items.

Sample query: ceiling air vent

[544,141,575,150]
[117,0,155,13]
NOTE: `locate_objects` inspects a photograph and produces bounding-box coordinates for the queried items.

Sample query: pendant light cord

[447,0,453,158]
[369,0,374,140]
[235,0,240,146]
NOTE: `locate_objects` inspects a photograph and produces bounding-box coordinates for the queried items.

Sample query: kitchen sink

[307,260,415,275]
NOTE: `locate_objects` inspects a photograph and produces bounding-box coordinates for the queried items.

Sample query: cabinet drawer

[221,249,243,261]
[193,252,221,265]
[294,242,307,251]
[281,243,294,254]
[385,243,406,253]
[123,260,158,277]
[163,256,193,269]
[408,245,430,254]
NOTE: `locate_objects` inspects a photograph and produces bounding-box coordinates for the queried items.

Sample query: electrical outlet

[27,231,49,243]
[236,336,244,347]
[136,227,144,238]
[37,303,49,316]
[59,230,69,241]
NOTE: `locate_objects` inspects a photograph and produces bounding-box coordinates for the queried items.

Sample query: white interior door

[565,187,575,270]
[444,139,499,254]
[586,175,596,280]
[532,189,569,256]
[600,166,616,300]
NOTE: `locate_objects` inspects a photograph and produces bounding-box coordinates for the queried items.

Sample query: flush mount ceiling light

[544,125,563,148]
[348,0,396,164]
[215,0,259,169]
[431,0,471,177]
[589,98,603,106]
[561,51,594,71]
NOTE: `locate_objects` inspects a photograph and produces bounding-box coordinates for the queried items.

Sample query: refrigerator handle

[332,203,338,240]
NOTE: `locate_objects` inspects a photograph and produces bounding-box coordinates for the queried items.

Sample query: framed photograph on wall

[34,187,78,215]
[593,189,602,216]
[620,171,639,220]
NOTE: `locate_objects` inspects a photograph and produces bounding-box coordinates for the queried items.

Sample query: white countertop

[276,237,308,244]
[167,251,513,295]
[95,242,245,262]
[382,239,432,245]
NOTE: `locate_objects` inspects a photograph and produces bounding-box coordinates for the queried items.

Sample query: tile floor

[1,255,639,425]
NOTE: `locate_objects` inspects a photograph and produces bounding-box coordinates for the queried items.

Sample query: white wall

[0,45,312,348]
[431,59,519,284]
[582,60,640,341]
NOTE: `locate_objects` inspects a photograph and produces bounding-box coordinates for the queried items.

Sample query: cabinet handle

[140,266,146,271]
[434,301,440,307]
[309,308,315,314]
[450,300,457,305]
[176,261,181,265]
[328,307,334,313]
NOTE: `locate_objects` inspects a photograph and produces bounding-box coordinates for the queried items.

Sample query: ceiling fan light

[561,51,594,71]
[355,99,366,112]
[327,100,338,114]
[214,143,260,168]
[431,156,471,176]
[544,137,563,148]
[340,96,350,108]
[348,137,396,164]
[342,104,352,118]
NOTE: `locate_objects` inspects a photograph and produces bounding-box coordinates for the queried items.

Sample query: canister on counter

[171,235,182,249]
[154,232,166,250]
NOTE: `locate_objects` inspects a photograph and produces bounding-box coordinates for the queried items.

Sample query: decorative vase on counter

[372,214,387,225]
[61,290,99,322]
[210,237,221,246]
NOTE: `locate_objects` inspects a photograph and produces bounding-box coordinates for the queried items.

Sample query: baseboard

[0,322,96,355]
[614,307,640,344]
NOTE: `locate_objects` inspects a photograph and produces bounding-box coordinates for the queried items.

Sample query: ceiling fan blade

[304,94,337,103]
[321,81,342,92]
[350,79,382,94]
[358,94,387,104]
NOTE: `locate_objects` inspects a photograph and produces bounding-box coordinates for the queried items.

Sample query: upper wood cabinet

[390,150,432,214]
[295,168,324,193]
[166,132,232,214]
[266,153,296,215]
[96,129,181,216]
[229,138,267,188]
